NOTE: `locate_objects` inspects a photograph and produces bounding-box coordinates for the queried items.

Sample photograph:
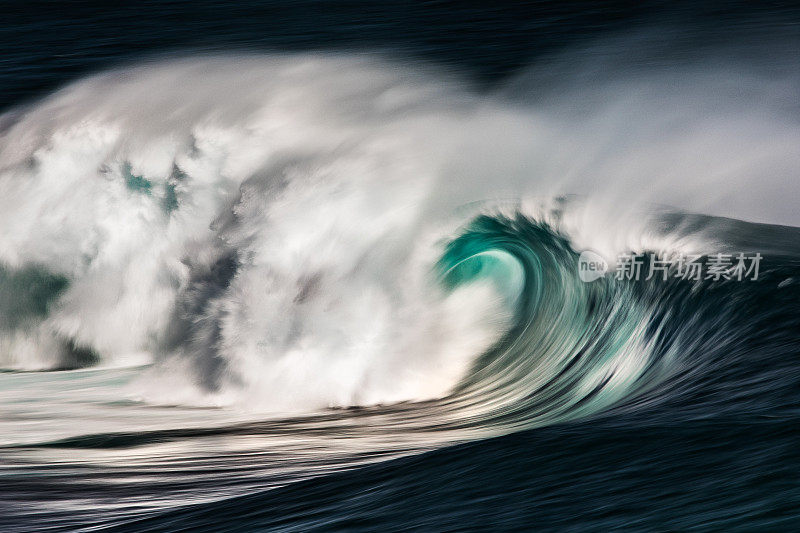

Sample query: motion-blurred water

[1,2,800,531]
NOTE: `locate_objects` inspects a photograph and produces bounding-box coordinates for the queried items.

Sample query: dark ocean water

[4,1,800,111]
[1,2,800,532]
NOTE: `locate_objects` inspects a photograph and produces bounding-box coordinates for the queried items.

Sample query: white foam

[0,52,796,410]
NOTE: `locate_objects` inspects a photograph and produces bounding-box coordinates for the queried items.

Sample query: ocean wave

[0,52,798,430]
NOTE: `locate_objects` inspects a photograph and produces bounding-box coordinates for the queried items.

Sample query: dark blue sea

[1,2,800,531]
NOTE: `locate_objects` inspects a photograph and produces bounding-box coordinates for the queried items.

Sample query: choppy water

[1,2,800,531]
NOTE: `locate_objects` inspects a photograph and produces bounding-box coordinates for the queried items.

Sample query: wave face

[1,52,799,428]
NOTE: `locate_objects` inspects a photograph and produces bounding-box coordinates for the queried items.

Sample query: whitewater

[2,47,800,530]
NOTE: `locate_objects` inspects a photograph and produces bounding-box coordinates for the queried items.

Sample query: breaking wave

[0,51,798,429]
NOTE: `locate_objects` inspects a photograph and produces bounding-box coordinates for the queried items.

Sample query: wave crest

[0,52,797,421]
